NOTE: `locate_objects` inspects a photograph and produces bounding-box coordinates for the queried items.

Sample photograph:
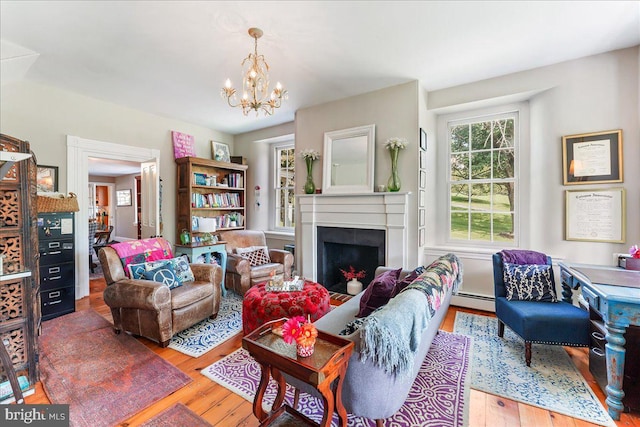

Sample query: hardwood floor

[26,278,640,427]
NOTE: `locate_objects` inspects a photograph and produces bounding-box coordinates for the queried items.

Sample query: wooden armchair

[218,230,294,296]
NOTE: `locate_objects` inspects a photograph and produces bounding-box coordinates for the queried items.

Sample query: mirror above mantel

[322,124,375,194]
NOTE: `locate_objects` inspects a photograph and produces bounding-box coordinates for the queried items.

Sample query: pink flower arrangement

[282,316,318,347]
[340,266,366,281]
[630,245,640,259]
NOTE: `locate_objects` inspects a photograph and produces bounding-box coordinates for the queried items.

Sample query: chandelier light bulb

[221,27,287,116]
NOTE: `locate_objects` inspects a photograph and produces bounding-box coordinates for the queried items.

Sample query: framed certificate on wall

[565,188,625,243]
[562,130,623,185]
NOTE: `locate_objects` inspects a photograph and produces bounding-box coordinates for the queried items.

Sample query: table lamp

[198,217,217,243]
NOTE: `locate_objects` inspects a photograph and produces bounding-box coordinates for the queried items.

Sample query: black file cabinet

[37,212,75,321]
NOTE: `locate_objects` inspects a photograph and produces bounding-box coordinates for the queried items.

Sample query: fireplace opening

[316,227,385,294]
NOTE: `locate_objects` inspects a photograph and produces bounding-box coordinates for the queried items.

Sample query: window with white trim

[273,144,295,231]
[448,111,518,244]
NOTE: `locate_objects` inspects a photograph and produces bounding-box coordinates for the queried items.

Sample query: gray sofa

[287,254,462,425]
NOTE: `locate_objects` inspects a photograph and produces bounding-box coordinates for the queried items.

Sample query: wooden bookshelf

[175,156,248,244]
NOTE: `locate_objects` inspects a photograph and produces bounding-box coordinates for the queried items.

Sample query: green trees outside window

[449,116,516,243]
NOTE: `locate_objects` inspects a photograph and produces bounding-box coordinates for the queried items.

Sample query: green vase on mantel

[387,146,401,192]
[304,157,316,194]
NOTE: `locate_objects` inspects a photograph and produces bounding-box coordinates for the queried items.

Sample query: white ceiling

[1,1,639,136]
[88,157,141,177]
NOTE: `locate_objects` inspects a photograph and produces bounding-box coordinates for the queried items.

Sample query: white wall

[294,81,421,269]
[425,46,639,309]
[0,80,234,246]
[233,121,296,232]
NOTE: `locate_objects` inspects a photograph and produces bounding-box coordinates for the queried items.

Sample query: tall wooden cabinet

[176,157,248,243]
[0,134,40,392]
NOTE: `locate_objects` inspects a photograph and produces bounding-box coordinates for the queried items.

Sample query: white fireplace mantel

[297,192,409,281]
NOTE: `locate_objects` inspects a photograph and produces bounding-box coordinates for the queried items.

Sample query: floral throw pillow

[503,262,557,302]
[236,246,270,266]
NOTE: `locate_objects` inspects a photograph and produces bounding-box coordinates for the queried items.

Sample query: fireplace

[298,192,409,286]
[317,227,385,294]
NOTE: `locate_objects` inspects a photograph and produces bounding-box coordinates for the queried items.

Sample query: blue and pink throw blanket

[360,253,463,377]
[110,238,173,276]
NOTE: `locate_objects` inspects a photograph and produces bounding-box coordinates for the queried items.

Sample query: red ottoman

[242,281,331,335]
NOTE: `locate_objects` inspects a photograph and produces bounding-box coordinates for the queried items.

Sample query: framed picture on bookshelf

[212,141,231,163]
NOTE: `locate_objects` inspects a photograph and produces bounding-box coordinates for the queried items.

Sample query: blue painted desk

[175,242,227,296]
[559,262,640,420]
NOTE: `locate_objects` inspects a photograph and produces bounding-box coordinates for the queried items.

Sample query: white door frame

[67,135,160,299]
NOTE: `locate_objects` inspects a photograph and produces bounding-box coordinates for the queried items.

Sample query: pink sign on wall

[172,131,196,159]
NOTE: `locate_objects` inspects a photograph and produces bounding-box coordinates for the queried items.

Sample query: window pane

[493,149,514,179]
[492,119,514,149]
[492,183,513,212]
[450,212,469,239]
[470,212,492,240]
[493,213,514,242]
[470,151,491,180]
[470,183,490,211]
[450,184,469,210]
[471,122,491,150]
[450,153,469,181]
[450,125,469,152]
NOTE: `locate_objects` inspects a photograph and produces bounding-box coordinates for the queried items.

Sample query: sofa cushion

[503,262,557,302]
[357,268,402,318]
[165,255,196,283]
[142,263,182,289]
[128,255,195,283]
[110,237,173,277]
[237,246,270,266]
[392,266,426,297]
[171,281,215,310]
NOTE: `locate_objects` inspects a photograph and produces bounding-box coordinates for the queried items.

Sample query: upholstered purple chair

[493,251,589,366]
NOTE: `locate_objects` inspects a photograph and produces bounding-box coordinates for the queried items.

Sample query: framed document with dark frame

[562,129,623,185]
[36,165,58,192]
[565,188,625,243]
[116,189,132,206]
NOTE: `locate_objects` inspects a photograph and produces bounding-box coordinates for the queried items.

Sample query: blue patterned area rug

[202,331,471,427]
[168,292,242,357]
[453,312,615,427]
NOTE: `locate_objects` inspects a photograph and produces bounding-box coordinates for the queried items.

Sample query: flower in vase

[340,265,366,281]
[282,316,317,346]
[384,137,408,150]
[630,245,640,259]
[300,149,321,160]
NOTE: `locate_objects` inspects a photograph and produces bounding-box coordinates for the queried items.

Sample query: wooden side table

[242,318,354,427]
[175,242,227,296]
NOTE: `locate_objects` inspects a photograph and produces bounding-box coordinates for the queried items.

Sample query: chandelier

[221,27,287,116]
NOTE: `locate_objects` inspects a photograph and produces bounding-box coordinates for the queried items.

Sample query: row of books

[192,192,241,208]
[192,172,244,188]
[192,213,244,231]
[226,173,243,188]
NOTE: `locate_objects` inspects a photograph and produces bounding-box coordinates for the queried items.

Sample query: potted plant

[228,212,239,228]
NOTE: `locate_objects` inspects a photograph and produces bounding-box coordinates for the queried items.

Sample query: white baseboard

[451,293,495,312]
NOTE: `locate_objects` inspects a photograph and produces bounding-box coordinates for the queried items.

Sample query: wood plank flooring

[26,278,640,427]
